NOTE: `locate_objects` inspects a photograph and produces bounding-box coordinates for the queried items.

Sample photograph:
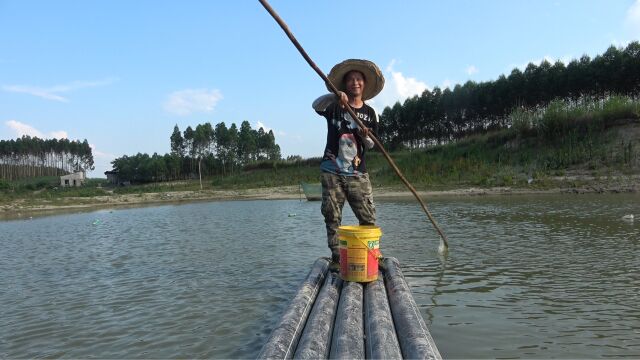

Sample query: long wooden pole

[258,0,449,251]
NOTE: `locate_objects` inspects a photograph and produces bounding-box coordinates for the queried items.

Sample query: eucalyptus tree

[388,102,404,149]
[622,42,640,93]
[265,130,281,160]
[193,123,215,189]
[150,153,167,182]
[0,136,93,180]
[170,125,185,157]
[214,122,231,176]
[255,127,268,160]
[183,126,195,173]
[238,120,257,164]
[228,123,239,173]
[164,153,181,180]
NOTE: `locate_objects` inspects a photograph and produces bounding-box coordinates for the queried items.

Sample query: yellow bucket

[337,225,382,282]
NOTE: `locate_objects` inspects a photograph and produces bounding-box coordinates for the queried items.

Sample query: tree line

[0,136,94,180]
[111,120,282,183]
[378,42,640,150]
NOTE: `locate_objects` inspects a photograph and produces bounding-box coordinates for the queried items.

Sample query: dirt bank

[2,178,638,220]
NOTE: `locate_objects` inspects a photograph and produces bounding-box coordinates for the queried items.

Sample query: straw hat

[327,59,385,101]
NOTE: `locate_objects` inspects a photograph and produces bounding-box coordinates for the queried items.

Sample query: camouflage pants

[320,172,376,260]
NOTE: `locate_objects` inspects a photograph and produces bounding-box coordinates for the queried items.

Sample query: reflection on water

[1,194,638,358]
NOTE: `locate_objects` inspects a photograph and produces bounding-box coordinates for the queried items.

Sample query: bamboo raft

[258,257,442,359]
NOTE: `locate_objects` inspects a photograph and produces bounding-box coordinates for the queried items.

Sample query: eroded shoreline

[2,182,638,221]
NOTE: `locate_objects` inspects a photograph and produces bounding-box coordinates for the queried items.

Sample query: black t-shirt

[316,102,378,175]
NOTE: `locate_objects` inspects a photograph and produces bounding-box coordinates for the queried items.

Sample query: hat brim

[327,59,385,101]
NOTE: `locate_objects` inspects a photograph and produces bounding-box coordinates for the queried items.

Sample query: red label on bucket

[367,249,380,278]
[340,247,348,275]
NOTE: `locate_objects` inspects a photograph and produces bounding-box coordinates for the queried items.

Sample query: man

[312,59,385,268]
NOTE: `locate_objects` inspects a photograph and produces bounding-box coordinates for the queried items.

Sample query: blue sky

[1,0,639,177]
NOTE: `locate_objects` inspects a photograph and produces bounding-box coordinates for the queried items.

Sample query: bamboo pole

[258,0,449,252]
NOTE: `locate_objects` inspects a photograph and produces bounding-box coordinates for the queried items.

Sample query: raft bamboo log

[259,257,441,359]
[383,257,443,360]
[293,272,343,359]
[329,281,365,359]
[364,272,403,359]
[257,258,329,359]
[258,0,449,252]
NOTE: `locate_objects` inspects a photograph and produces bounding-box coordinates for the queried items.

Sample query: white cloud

[164,88,223,116]
[441,79,453,89]
[5,120,68,139]
[254,121,272,133]
[6,120,44,137]
[89,143,116,159]
[626,0,640,34]
[466,65,478,75]
[87,143,118,177]
[2,85,69,102]
[2,78,117,102]
[49,130,69,139]
[253,121,286,137]
[392,71,428,98]
[369,60,430,112]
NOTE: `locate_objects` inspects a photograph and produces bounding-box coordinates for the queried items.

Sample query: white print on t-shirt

[343,112,369,128]
[336,133,360,172]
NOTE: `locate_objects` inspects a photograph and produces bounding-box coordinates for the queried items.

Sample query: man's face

[344,71,365,98]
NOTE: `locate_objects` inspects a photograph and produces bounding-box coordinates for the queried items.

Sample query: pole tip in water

[438,240,448,255]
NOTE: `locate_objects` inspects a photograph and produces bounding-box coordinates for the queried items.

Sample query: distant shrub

[510,107,534,136]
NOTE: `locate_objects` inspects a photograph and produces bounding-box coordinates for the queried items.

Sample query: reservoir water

[1,194,639,358]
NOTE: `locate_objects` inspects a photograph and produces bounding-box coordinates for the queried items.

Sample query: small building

[60,171,86,187]
[104,170,119,185]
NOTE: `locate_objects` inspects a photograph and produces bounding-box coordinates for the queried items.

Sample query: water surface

[1,194,638,358]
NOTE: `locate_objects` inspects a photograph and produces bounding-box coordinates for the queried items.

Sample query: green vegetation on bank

[0,177,109,205]
[2,94,638,204]
[371,95,639,189]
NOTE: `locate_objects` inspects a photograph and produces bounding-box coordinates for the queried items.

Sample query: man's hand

[359,127,370,138]
[360,127,375,149]
[337,91,348,108]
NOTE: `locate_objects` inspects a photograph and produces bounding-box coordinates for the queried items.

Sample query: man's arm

[312,91,349,112]
[312,93,337,112]
[361,111,378,149]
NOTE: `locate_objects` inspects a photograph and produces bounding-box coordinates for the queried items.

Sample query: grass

[0,177,111,203]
